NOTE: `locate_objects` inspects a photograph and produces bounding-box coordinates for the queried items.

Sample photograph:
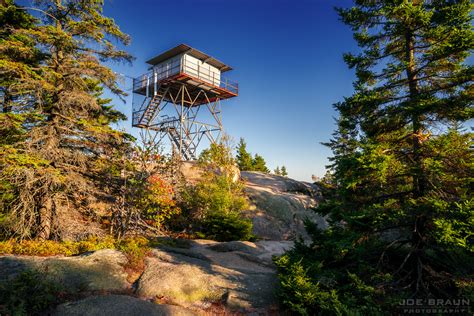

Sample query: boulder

[136,240,291,311]
[53,295,196,316]
[241,171,327,240]
[180,161,240,183]
[179,161,203,184]
[206,240,293,266]
[0,249,130,293]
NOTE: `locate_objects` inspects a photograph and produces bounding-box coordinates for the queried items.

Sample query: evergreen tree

[252,154,269,173]
[280,166,287,177]
[0,0,42,113]
[0,0,133,239]
[235,137,271,174]
[274,166,281,175]
[235,138,253,171]
[276,0,473,313]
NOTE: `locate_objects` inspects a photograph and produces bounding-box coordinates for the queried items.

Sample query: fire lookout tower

[132,44,238,160]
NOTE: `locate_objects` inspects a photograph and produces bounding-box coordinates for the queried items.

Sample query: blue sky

[102,0,358,181]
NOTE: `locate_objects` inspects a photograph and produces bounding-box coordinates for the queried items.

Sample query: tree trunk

[405,30,425,198]
[405,28,428,295]
[38,196,52,240]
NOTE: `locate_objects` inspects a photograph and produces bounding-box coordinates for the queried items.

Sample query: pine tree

[252,154,269,173]
[0,0,42,113]
[235,138,253,171]
[274,166,281,175]
[0,0,133,239]
[276,0,473,313]
[280,166,287,177]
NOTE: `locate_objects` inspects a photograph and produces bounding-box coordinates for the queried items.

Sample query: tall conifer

[236,138,253,171]
[276,1,473,313]
[0,0,133,239]
[252,154,270,173]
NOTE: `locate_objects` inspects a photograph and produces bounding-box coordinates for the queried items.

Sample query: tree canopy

[0,0,134,239]
[276,0,473,314]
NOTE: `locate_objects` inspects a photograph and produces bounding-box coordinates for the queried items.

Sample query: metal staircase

[137,85,170,127]
[168,128,196,160]
[144,117,197,160]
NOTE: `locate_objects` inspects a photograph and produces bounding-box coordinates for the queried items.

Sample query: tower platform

[132,71,237,107]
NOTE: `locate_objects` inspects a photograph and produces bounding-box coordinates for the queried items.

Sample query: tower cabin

[132,44,238,108]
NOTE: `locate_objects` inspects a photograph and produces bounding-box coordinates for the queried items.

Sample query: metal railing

[132,107,181,129]
[156,116,180,131]
[133,58,238,95]
[132,110,142,126]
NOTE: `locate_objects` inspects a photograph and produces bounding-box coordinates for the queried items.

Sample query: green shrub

[179,141,253,241]
[116,236,150,270]
[275,255,345,316]
[0,270,62,315]
[74,236,116,253]
[0,239,76,256]
[0,236,145,258]
[274,227,386,315]
[182,173,248,216]
[198,212,254,242]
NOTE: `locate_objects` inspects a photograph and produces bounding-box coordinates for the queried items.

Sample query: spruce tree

[235,138,253,171]
[274,166,281,175]
[252,154,269,173]
[0,0,42,113]
[280,166,287,177]
[276,0,473,313]
[0,0,133,239]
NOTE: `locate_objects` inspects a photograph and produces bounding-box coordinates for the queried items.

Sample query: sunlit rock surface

[241,171,327,240]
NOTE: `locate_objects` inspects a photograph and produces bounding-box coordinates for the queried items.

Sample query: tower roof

[146,44,233,72]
